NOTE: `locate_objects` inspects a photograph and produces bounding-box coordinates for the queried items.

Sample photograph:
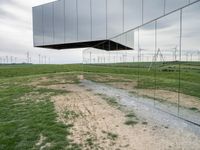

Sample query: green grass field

[0,62,199,149]
[0,62,200,98]
[0,73,81,149]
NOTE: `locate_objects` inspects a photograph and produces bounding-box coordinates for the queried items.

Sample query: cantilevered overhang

[32,0,135,51]
[35,40,133,51]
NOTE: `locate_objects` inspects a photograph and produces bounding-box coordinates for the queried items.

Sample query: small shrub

[64,110,79,119]
[124,119,138,126]
[107,132,118,140]
[125,113,136,118]
[189,107,199,111]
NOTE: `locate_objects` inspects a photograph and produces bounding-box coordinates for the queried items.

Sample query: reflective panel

[180,1,200,125]
[33,6,43,46]
[135,28,141,100]
[140,22,155,51]
[138,22,156,106]
[91,0,106,40]
[110,36,120,50]
[126,30,135,49]
[43,3,53,45]
[144,0,165,22]
[107,0,123,38]
[65,0,78,43]
[156,11,180,114]
[182,2,200,53]
[77,0,91,41]
[113,34,126,50]
[157,12,180,58]
[33,0,199,51]
[54,0,65,44]
[110,30,134,50]
[165,0,188,13]
[124,0,142,31]
[190,0,198,2]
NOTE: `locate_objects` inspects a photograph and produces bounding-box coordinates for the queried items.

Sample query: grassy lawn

[0,64,83,78]
[0,74,81,149]
[0,62,200,98]
[0,61,199,149]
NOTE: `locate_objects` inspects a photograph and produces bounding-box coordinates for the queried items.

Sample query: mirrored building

[33,0,200,126]
[33,0,199,51]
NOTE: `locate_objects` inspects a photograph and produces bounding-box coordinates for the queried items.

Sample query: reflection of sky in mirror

[129,1,200,62]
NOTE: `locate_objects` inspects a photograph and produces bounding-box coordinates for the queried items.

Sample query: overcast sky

[0,0,199,64]
[0,0,82,64]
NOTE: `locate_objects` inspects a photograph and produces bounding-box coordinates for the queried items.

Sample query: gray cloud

[0,0,14,4]
[0,7,18,20]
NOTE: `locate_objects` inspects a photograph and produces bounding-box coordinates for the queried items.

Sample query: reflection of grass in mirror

[124,112,138,126]
[97,94,119,107]
[189,107,199,112]
[125,112,136,118]
[124,120,138,126]
[86,62,200,98]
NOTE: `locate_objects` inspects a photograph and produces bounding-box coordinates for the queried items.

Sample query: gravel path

[81,80,200,137]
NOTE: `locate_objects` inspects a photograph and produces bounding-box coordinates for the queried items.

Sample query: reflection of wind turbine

[172,46,178,61]
[190,53,193,61]
[148,48,165,71]
[139,48,149,62]
[185,52,189,62]
[197,50,200,62]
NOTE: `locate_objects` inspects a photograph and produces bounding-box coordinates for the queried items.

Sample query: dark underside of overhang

[35,40,133,51]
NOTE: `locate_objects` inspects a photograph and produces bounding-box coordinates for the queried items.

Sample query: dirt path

[50,83,200,150]
[107,82,200,111]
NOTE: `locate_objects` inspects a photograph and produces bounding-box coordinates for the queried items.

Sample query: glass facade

[107,0,123,38]
[165,0,188,13]
[33,0,199,49]
[65,0,78,43]
[143,0,165,22]
[54,0,65,44]
[77,0,91,41]
[124,0,142,31]
[91,0,107,40]
[43,3,54,45]
[82,0,200,125]
[32,5,43,46]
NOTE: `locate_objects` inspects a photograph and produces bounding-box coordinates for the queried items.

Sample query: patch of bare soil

[85,74,131,83]
[30,77,50,86]
[35,134,51,150]
[108,82,200,111]
[108,81,137,91]
[51,83,200,150]
[30,74,80,87]
[17,91,51,104]
[139,89,200,110]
